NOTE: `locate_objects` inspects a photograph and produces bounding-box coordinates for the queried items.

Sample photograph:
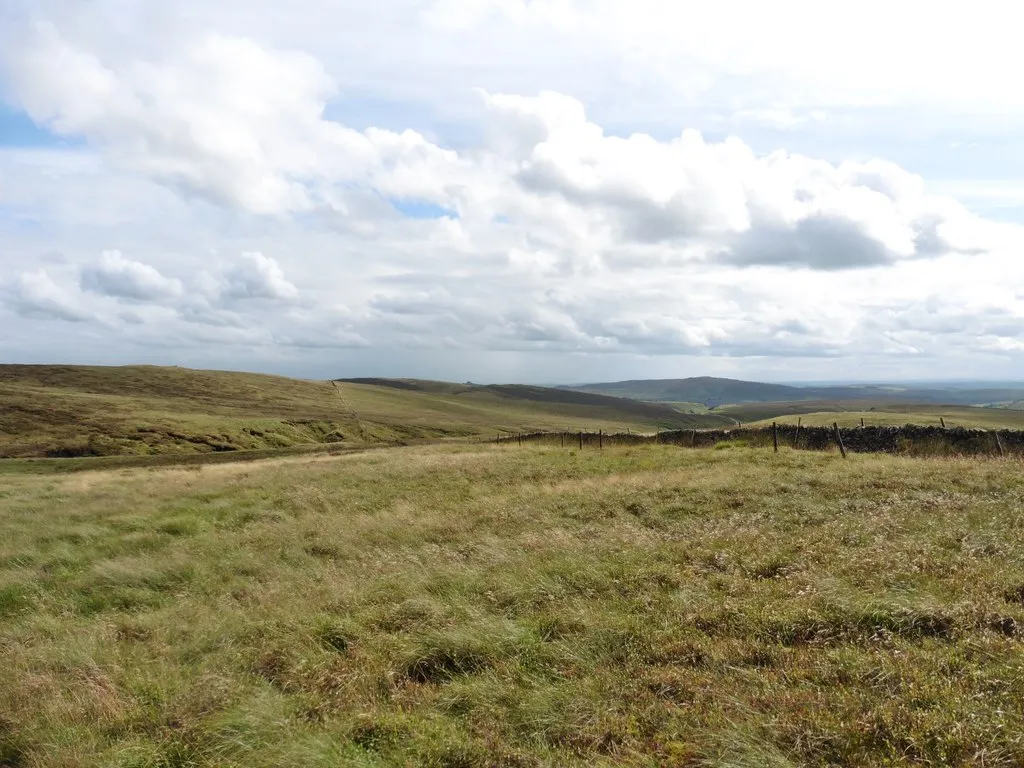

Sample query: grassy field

[665,402,713,416]
[3,443,1024,766]
[0,366,714,460]
[722,400,1024,429]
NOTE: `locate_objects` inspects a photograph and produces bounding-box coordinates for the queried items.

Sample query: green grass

[3,444,1024,766]
[666,402,715,416]
[0,366,716,460]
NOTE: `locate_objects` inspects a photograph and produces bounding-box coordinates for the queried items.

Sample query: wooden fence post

[860,417,865,428]
[773,422,779,453]
[518,432,522,446]
[691,429,697,448]
[579,431,583,450]
[599,429,603,450]
[941,417,946,429]
[794,417,802,449]
[994,430,1006,457]
[833,422,847,459]
[560,432,564,447]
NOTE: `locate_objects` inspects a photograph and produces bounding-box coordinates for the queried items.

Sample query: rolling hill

[566,377,806,406]
[565,376,1024,408]
[0,365,724,460]
[336,378,727,433]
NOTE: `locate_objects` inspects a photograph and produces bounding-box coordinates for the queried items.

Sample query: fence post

[579,430,583,450]
[860,417,865,428]
[691,429,697,448]
[599,429,603,450]
[833,422,847,459]
[994,430,1006,457]
[560,432,564,447]
[772,422,779,453]
[941,417,946,429]
[794,417,802,449]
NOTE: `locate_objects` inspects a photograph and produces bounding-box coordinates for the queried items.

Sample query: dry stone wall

[497,424,1023,456]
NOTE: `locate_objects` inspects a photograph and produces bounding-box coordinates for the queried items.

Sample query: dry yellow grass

[3,443,1024,766]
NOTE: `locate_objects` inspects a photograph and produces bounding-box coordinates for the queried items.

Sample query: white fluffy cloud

[220,252,300,301]
[4,270,93,322]
[81,250,183,300]
[2,0,1024,381]
[479,92,995,269]
[2,21,458,215]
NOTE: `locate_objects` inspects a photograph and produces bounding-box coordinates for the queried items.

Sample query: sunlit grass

[2,444,1024,766]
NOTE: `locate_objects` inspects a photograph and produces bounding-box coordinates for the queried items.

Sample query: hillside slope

[334,379,728,442]
[0,366,724,459]
[337,378,727,435]
[0,365,358,459]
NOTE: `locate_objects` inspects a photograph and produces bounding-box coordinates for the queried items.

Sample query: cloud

[3,269,94,322]
[3,25,337,213]
[483,92,988,269]
[730,107,827,130]
[177,304,247,328]
[1,14,1001,273]
[3,3,1024,381]
[724,214,894,270]
[1,23,456,215]
[420,0,1024,113]
[276,329,371,349]
[220,252,299,301]
[80,250,183,300]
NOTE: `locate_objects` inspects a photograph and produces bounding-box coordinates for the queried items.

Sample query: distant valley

[563,376,1024,408]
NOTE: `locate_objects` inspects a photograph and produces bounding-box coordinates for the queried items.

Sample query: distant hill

[565,377,804,407]
[0,366,727,460]
[334,378,730,434]
[564,376,1024,408]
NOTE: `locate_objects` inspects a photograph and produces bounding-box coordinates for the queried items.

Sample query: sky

[2,1,1024,384]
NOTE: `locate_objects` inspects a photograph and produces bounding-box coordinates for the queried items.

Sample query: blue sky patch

[0,204,42,231]
[391,199,458,219]
[0,104,81,148]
